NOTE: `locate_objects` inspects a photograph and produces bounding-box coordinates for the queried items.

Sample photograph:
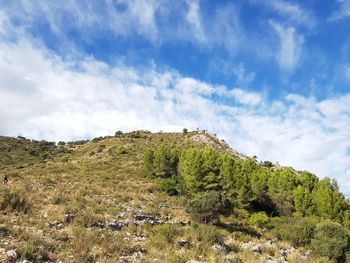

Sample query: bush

[0,188,30,213]
[117,145,128,154]
[190,223,224,245]
[311,221,349,260]
[115,130,123,137]
[186,191,229,224]
[248,212,270,228]
[160,175,186,196]
[183,128,188,134]
[148,224,183,250]
[271,217,318,246]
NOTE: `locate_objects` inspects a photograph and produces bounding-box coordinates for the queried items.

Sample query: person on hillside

[3,175,8,185]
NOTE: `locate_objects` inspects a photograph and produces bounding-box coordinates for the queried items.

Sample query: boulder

[6,249,17,261]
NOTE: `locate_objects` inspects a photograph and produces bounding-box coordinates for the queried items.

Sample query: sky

[0,0,350,195]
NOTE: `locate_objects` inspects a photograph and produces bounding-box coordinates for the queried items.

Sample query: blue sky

[0,0,350,195]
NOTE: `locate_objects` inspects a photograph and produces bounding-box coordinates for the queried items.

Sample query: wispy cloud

[328,0,350,21]
[185,0,205,43]
[270,21,304,71]
[251,0,316,28]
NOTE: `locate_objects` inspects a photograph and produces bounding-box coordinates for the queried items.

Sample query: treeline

[145,144,350,222]
[145,144,350,261]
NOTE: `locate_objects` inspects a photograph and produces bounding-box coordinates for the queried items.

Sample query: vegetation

[145,137,350,262]
[0,130,348,262]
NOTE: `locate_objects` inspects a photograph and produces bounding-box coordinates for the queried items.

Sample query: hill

[0,130,348,263]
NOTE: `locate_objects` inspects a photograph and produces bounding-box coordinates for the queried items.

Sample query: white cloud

[229,88,262,106]
[252,0,316,28]
[270,21,304,71]
[185,0,205,43]
[328,0,350,21]
[2,0,161,42]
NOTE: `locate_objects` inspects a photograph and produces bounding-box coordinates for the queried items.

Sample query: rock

[178,239,191,247]
[135,214,156,221]
[241,242,261,254]
[224,253,240,263]
[260,256,278,263]
[302,250,311,258]
[108,220,129,231]
[131,251,145,260]
[6,249,17,260]
[48,221,64,229]
[164,214,172,221]
[133,234,146,242]
[279,248,288,257]
[90,222,106,228]
[187,260,203,263]
[251,244,261,254]
[212,243,232,253]
[64,213,75,223]
[134,214,164,225]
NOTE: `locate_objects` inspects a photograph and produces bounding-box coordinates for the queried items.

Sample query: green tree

[144,143,179,178]
[293,185,314,216]
[250,168,272,211]
[186,191,230,223]
[312,178,350,221]
[179,147,221,193]
[267,168,300,216]
[220,157,256,209]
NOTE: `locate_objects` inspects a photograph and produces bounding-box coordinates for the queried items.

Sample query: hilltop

[0,130,348,263]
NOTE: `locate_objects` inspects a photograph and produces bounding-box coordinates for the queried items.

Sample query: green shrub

[18,238,52,261]
[186,191,229,224]
[0,188,30,213]
[311,221,349,260]
[248,212,270,228]
[190,223,224,245]
[148,224,183,250]
[271,217,318,246]
[159,175,186,196]
[117,145,128,154]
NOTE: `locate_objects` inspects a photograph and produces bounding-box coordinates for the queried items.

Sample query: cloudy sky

[0,0,350,194]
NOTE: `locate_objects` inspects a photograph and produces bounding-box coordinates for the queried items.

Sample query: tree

[179,147,221,193]
[293,185,314,217]
[220,157,256,209]
[144,144,180,178]
[186,191,230,224]
[267,168,300,216]
[312,178,350,221]
[250,168,272,211]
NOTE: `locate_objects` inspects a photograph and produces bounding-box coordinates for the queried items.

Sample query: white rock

[6,249,17,259]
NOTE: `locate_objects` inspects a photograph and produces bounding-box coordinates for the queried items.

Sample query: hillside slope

[0,131,342,262]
